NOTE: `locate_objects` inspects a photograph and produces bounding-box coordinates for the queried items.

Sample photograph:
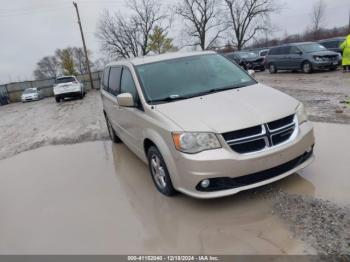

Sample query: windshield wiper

[150,95,190,104]
[149,84,252,104]
[188,85,249,98]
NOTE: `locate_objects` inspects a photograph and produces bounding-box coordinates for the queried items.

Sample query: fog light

[201,179,210,188]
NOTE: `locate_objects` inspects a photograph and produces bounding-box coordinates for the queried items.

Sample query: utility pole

[73,2,94,89]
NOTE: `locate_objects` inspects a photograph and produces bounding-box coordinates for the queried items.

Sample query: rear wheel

[105,115,122,143]
[302,61,313,74]
[55,96,60,103]
[269,63,277,74]
[147,146,177,196]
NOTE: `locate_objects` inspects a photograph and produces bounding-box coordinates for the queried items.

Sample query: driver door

[117,66,145,158]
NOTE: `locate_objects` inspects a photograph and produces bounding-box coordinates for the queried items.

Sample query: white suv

[53,76,85,103]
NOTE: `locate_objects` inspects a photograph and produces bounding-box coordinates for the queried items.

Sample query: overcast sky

[0,0,349,84]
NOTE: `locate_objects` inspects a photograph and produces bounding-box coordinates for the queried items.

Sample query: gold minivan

[101,51,315,199]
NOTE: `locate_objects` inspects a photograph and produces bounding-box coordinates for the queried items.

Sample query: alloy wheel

[150,154,167,189]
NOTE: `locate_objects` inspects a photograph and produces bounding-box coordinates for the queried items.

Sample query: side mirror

[248,70,255,77]
[117,93,134,107]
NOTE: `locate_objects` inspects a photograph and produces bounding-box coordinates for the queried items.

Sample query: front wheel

[55,96,60,103]
[147,146,177,196]
[302,61,313,74]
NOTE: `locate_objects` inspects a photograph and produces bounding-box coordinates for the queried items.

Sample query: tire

[269,63,277,74]
[55,96,60,103]
[147,146,177,196]
[329,67,337,71]
[302,61,313,74]
[105,115,122,143]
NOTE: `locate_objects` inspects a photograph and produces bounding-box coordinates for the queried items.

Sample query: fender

[142,128,181,189]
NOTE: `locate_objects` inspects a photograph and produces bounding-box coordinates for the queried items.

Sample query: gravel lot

[0,91,108,161]
[256,70,350,124]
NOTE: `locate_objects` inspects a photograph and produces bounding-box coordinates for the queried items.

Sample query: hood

[22,93,37,97]
[155,83,299,133]
[310,50,338,56]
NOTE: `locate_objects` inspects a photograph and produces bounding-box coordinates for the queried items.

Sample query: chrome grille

[223,114,297,154]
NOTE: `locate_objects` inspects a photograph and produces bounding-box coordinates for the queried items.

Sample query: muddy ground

[0,92,109,161]
[0,71,350,255]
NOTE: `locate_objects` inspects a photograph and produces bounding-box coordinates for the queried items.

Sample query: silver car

[21,88,43,102]
[101,51,315,199]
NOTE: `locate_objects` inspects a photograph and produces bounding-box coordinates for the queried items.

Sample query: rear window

[55,77,76,84]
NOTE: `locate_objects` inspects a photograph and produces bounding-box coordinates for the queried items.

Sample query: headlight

[172,132,221,154]
[314,56,322,61]
[296,103,308,124]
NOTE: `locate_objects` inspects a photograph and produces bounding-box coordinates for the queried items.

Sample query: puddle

[0,122,348,254]
[277,122,350,206]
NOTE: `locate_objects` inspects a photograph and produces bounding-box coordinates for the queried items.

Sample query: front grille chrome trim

[223,115,298,155]
[226,125,266,144]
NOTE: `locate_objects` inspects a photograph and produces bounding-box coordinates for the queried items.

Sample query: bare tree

[71,47,94,75]
[129,0,167,55]
[33,56,60,80]
[224,0,277,50]
[97,11,140,59]
[311,0,326,40]
[175,0,226,50]
[96,0,166,59]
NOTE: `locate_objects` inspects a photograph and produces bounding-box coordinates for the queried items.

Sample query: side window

[279,46,289,55]
[102,67,110,91]
[269,48,279,55]
[289,46,300,54]
[120,67,138,102]
[108,67,122,96]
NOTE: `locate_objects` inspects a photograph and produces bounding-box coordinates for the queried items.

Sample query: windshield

[237,52,257,58]
[299,43,327,53]
[136,54,256,103]
[23,89,37,94]
[55,77,76,84]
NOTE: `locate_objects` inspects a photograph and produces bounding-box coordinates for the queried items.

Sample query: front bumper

[312,61,338,70]
[22,97,39,102]
[169,121,315,198]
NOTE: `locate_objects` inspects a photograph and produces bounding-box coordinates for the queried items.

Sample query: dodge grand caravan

[101,51,315,199]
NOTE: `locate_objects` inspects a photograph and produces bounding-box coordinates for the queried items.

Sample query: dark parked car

[265,42,340,74]
[0,85,10,106]
[225,51,265,71]
[318,37,346,54]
